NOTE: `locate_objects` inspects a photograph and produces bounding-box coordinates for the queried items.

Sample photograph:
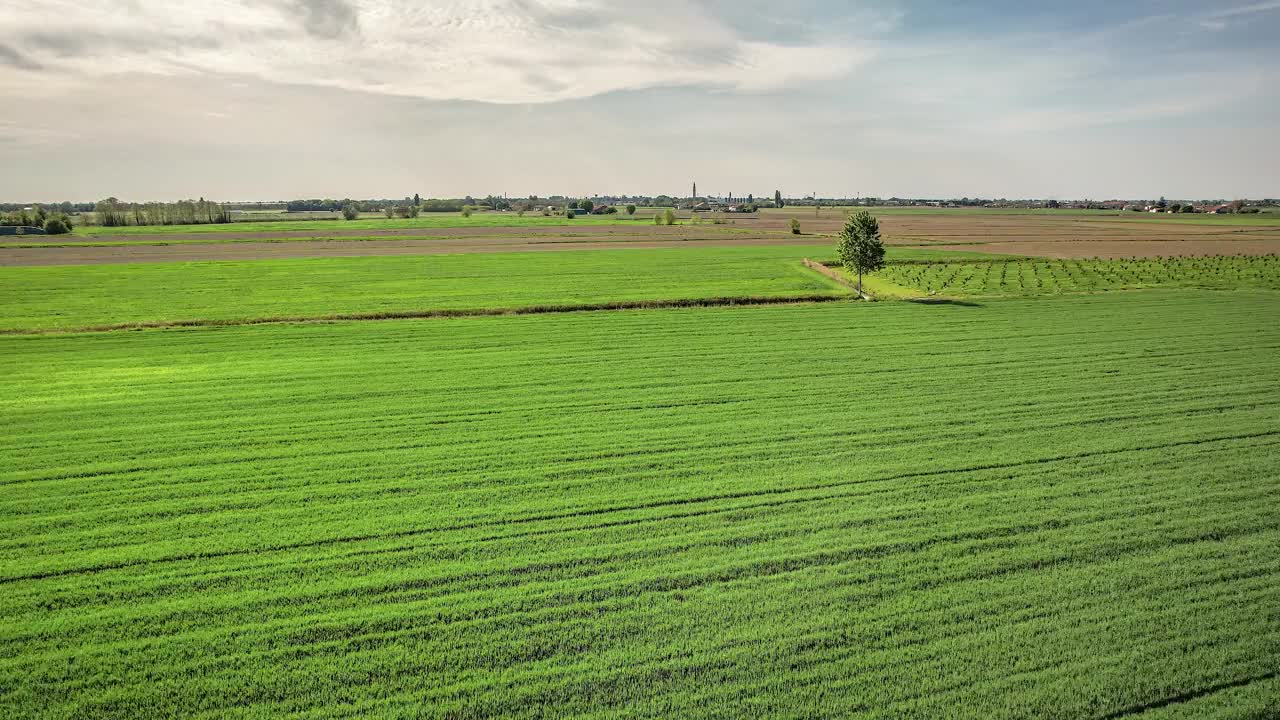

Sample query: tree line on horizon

[0,206,76,234]
[4,193,1274,231]
[93,198,232,227]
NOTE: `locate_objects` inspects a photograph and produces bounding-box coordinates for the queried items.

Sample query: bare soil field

[5,213,1277,265]
[753,211,1280,245]
[915,239,1280,259]
[0,234,820,266]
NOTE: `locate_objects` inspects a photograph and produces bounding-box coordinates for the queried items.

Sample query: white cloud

[2,0,871,103]
[1206,1,1280,18]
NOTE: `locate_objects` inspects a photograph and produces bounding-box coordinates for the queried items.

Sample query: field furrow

[2,291,1279,717]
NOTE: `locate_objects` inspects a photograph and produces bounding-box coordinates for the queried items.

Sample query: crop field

[72,213,647,237]
[6,208,1274,269]
[871,255,1280,296]
[0,245,850,331]
[2,292,1279,718]
[758,205,1280,225]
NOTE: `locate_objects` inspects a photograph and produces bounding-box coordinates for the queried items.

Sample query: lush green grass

[72,214,647,237]
[66,208,1280,237]
[2,229,764,249]
[2,292,1278,718]
[874,256,1280,297]
[0,245,848,331]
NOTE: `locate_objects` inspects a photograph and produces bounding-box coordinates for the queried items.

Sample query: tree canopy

[837,210,886,296]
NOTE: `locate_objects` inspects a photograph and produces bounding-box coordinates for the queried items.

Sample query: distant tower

[693,181,697,200]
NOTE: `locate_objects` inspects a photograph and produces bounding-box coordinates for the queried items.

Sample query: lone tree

[578,199,594,213]
[625,204,636,215]
[775,190,784,208]
[837,210,886,297]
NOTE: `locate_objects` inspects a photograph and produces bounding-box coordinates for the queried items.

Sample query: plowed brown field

[3,212,1276,265]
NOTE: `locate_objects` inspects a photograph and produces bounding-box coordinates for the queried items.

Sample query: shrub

[654,213,663,225]
[605,206,618,214]
[663,208,676,226]
[43,217,71,235]
[461,207,473,218]
[566,209,576,220]
[626,204,636,216]
[790,218,801,234]
[341,204,360,220]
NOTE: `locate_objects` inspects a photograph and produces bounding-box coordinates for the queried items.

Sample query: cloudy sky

[2,0,1277,201]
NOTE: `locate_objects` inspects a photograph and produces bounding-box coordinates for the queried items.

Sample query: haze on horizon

[2,0,1277,202]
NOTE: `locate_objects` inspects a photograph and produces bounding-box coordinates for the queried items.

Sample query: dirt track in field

[3,213,1277,266]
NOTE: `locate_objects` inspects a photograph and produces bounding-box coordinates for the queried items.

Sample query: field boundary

[0,294,852,336]
[802,258,872,300]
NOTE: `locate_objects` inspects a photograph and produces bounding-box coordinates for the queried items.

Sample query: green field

[71,213,648,237]
[3,292,1278,718]
[9,250,1275,334]
[0,246,845,331]
[66,206,1280,238]
[870,256,1280,297]
[0,230,762,249]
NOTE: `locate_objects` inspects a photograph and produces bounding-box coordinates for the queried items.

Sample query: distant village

[2,191,1275,234]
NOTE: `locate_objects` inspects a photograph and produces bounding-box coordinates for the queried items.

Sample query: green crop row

[877,255,1280,296]
[3,292,1278,718]
[70,213,648,236]
[0,245,847,332]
